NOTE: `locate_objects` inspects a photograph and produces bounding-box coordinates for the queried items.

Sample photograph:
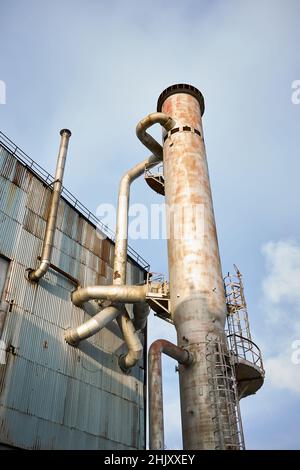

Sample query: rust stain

[113,270,121,280]
[101,239,110,263]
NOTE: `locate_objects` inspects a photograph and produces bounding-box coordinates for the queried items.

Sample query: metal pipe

[132,302,150,331]
[67,155,156,352]
[114,112,175,370]
[108,112,176,367]
[36,257,79,286]
[71,284,148,306]
[67,114,175,366]
[114,154,162,285]
[28,129,71,282]
[148,339,193,450]
[65,305,120,346]
[117,309,143,372]
[112,150,170,370]
[136,112,175,160]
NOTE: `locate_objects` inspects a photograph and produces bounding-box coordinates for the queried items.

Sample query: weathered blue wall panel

[0,141,146,450]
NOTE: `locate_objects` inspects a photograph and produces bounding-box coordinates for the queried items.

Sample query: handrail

[0,130,150,270]
[227,333,264,372]
[145,163,164,178]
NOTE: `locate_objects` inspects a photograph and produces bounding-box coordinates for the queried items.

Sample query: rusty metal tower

[144,84,264,450]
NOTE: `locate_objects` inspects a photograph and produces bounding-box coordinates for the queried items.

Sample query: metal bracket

[163,126,202,143]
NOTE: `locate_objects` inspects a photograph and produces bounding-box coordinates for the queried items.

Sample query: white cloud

[260,240,300,394]
[266,355,300,394]
[262,240,300,307]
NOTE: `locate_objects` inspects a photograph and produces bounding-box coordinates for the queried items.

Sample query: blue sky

[1,0,300,449]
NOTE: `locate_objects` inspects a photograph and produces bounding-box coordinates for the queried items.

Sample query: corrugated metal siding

[0,144,146,450]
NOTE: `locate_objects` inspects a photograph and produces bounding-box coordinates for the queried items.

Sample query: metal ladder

[206,334,245,450]
[224,264,251,340]
[224,265,264,370]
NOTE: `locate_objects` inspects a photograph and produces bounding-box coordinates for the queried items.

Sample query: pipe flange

[157,84,205,116]
[185,349,195,365]
[60,128,72,137]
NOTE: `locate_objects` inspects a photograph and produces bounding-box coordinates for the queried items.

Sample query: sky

[1,0,300,450]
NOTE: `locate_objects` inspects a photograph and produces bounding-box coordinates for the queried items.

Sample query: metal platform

[145,266,265,401]
[145,267,265,401]
[145,273,172,323]
[144,165,165,195]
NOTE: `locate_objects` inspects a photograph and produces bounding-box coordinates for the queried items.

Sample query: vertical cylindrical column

[158,84,228,449]
[148,339,193,450]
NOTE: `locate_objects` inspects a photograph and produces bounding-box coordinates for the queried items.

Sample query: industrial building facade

[0,132,147,450]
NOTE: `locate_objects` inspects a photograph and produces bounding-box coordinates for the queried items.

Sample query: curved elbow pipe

[148,339,194,450]
[72,284,148,306]
[117,309,143,372]
[28,259,50,281]
[65,305,120,346]
[28,129,71,282]
[136,112,175,160]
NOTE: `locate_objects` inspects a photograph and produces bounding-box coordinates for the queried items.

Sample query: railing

[146,272,170,297]
[146,272,166,284]
[145,163,164,178]
[227,333,264,373]
[0,130,150,271]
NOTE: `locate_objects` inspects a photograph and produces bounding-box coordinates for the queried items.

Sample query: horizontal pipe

[65,305,120,346]
[28,129,71,282]
[71,284,148,306]
[148,339,193,450]
[117,309,143,372]
[136,112,175,160]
